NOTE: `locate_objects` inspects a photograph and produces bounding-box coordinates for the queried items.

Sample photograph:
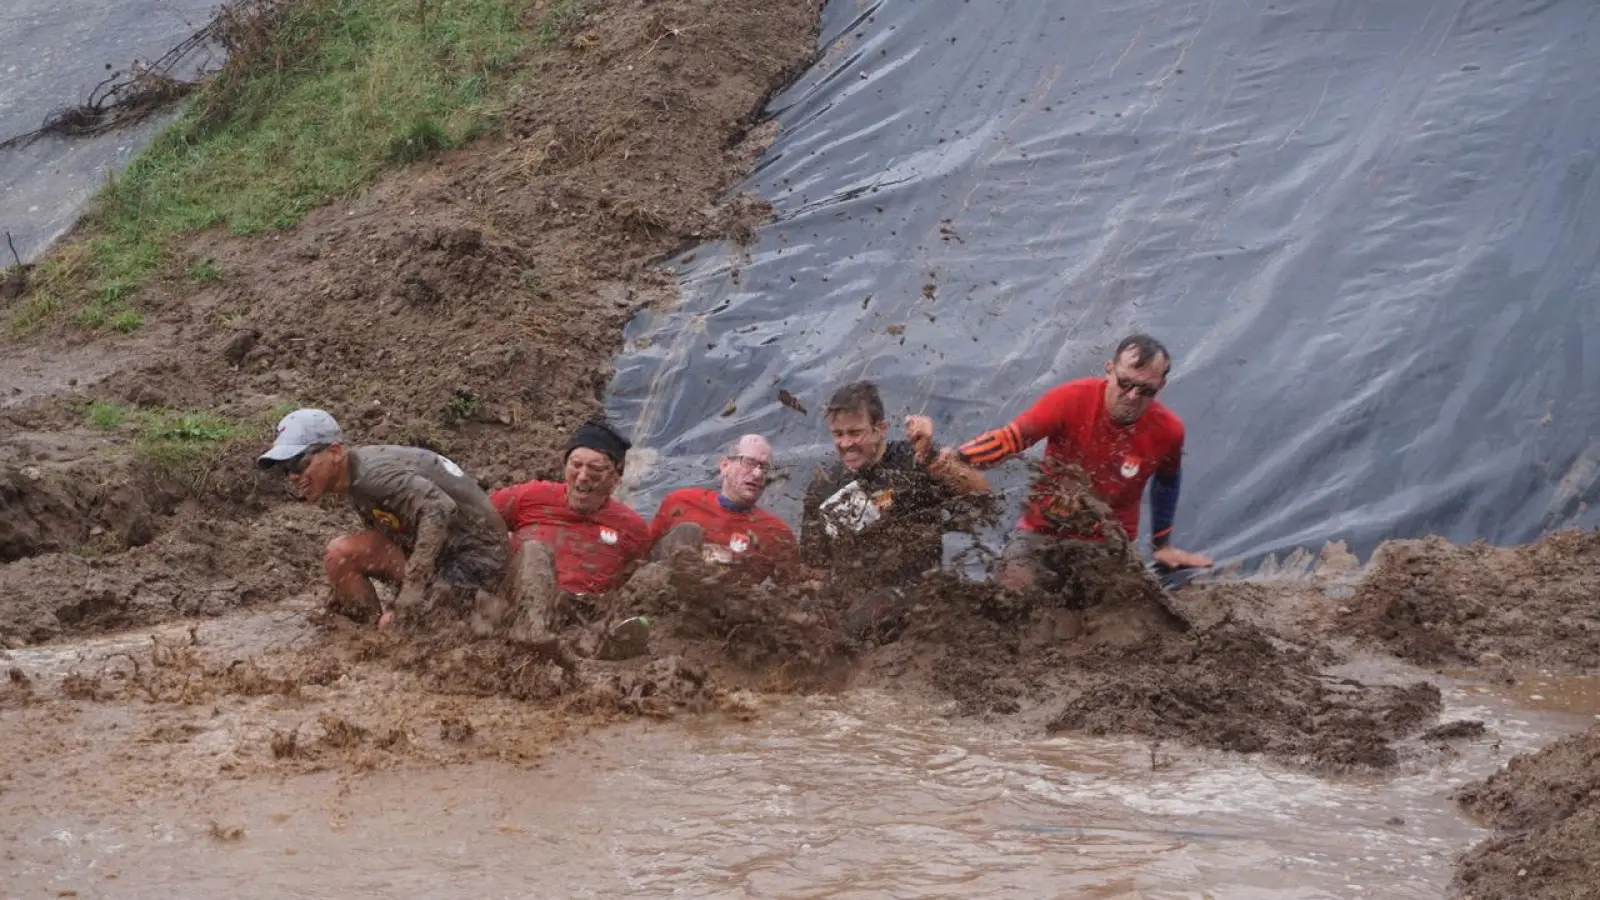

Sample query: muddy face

[827,409,888,473]
[564,448,620,514]
[286,445,349,502]
[1102,349,1168,426]
[719,436,773,506]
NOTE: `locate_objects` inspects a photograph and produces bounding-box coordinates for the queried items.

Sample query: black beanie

[564,420,631,469]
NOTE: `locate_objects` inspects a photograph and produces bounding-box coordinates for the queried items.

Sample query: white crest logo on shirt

[729,534,750,554]
[1120,456,1141,479]
[599,527,619,545]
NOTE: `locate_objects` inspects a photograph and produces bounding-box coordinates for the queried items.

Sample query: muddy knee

[323,534,361,582]
[506,541,560,642]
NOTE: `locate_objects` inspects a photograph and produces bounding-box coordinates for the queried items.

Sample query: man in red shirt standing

[955,334,1211,595]
[649,434,800,586]
[487,420,653,657]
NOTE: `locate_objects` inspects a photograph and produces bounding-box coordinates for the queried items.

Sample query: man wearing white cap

[257,408,514,630]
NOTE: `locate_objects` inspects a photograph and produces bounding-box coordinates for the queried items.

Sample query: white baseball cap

[257,408,344,469]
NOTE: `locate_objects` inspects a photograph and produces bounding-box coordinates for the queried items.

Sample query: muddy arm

[797,472,833,568]
[393,475,458,585]
[925,447,990,496]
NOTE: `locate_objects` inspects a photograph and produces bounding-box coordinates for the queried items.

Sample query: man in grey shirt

[257,408,511,630]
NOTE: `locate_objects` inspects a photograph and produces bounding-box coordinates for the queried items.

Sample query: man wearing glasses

[956,333,1212,597]
[648,434,799,586]
[255,408,513,631]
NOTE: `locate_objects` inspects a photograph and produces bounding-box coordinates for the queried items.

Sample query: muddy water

[3,615,1595,899]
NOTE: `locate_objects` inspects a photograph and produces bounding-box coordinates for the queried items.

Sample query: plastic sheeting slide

[604,0,1600,572]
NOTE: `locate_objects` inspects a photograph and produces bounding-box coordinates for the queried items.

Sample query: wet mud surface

[1452,724,1600,900]
[1344,533,1600,672]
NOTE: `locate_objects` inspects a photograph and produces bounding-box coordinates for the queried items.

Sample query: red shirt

[1012,377,1184,541]
[489,481,651,594]
[650,488,799,583]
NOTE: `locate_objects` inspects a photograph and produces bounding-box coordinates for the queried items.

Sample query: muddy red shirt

[649,487,799,583]
[1012,377,1184,541]
[489,481,651,594]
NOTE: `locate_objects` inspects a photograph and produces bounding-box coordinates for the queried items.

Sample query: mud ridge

[1452,724,1600,900]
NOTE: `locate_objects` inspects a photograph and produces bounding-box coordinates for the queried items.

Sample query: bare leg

[324,531,407,627]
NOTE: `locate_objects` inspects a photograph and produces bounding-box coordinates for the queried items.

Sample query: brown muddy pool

[2,614,1595,899]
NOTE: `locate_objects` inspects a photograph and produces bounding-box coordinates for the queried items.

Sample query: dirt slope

[1,0,823,646]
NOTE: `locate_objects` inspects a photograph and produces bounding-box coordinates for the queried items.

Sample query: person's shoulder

[659,486,712,507]
[1142,402,1185,442]
[749,505,795,534]
[492,478,562,504]
[347,445,422,489]
[881,439,921,470]
[602,497,651,533]
[350,444,414,468]
[1057,377,1103,402]
[802,459,848,503]
[1021,378,1098,420]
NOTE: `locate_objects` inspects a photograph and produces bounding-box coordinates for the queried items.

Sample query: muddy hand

[380,581,426,630]
[905,414,935,464]
[1152,546,1212,570]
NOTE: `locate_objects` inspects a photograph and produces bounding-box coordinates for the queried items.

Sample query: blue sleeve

[1149,467,1180,548]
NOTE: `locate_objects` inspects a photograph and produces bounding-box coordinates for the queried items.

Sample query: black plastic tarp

[604,0,1600,572]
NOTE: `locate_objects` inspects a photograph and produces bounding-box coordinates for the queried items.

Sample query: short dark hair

[824,380,886,424]
[1113,333,1172,375]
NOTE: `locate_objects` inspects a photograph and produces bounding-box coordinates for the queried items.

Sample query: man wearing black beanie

[485,420,653,658]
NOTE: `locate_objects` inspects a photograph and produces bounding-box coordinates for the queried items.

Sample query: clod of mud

[439,716,475,743]
[1344,531,1600,671]
[1452,724,1600,899]
[1423,720,1488,742]
[1,666,35,709]
[206,820,246,842]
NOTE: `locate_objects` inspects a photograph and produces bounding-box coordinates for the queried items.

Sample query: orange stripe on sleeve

[957,423,1025,468]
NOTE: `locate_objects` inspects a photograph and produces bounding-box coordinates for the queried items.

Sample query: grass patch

[78,401,295,491]
[86,401,129,430]
[8,0,538,336]
[536,0,583,48]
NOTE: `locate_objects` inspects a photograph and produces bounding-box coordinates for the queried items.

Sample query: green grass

[9,0,547,336]
[86,400,128,430]
[536,0,581,47]
[79,402,274,488]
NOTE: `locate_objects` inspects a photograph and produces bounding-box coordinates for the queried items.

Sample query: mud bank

[1,0,824,642]
[1452,724,1600,900]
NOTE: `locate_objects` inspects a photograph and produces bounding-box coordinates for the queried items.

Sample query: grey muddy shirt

[346,445,509,584]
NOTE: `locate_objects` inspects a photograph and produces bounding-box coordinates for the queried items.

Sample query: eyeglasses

[726,454,772,474]
[278,444,329,475]
[1114,372,1161,398]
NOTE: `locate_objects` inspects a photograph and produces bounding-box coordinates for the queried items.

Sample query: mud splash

[1,608,1590,898]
